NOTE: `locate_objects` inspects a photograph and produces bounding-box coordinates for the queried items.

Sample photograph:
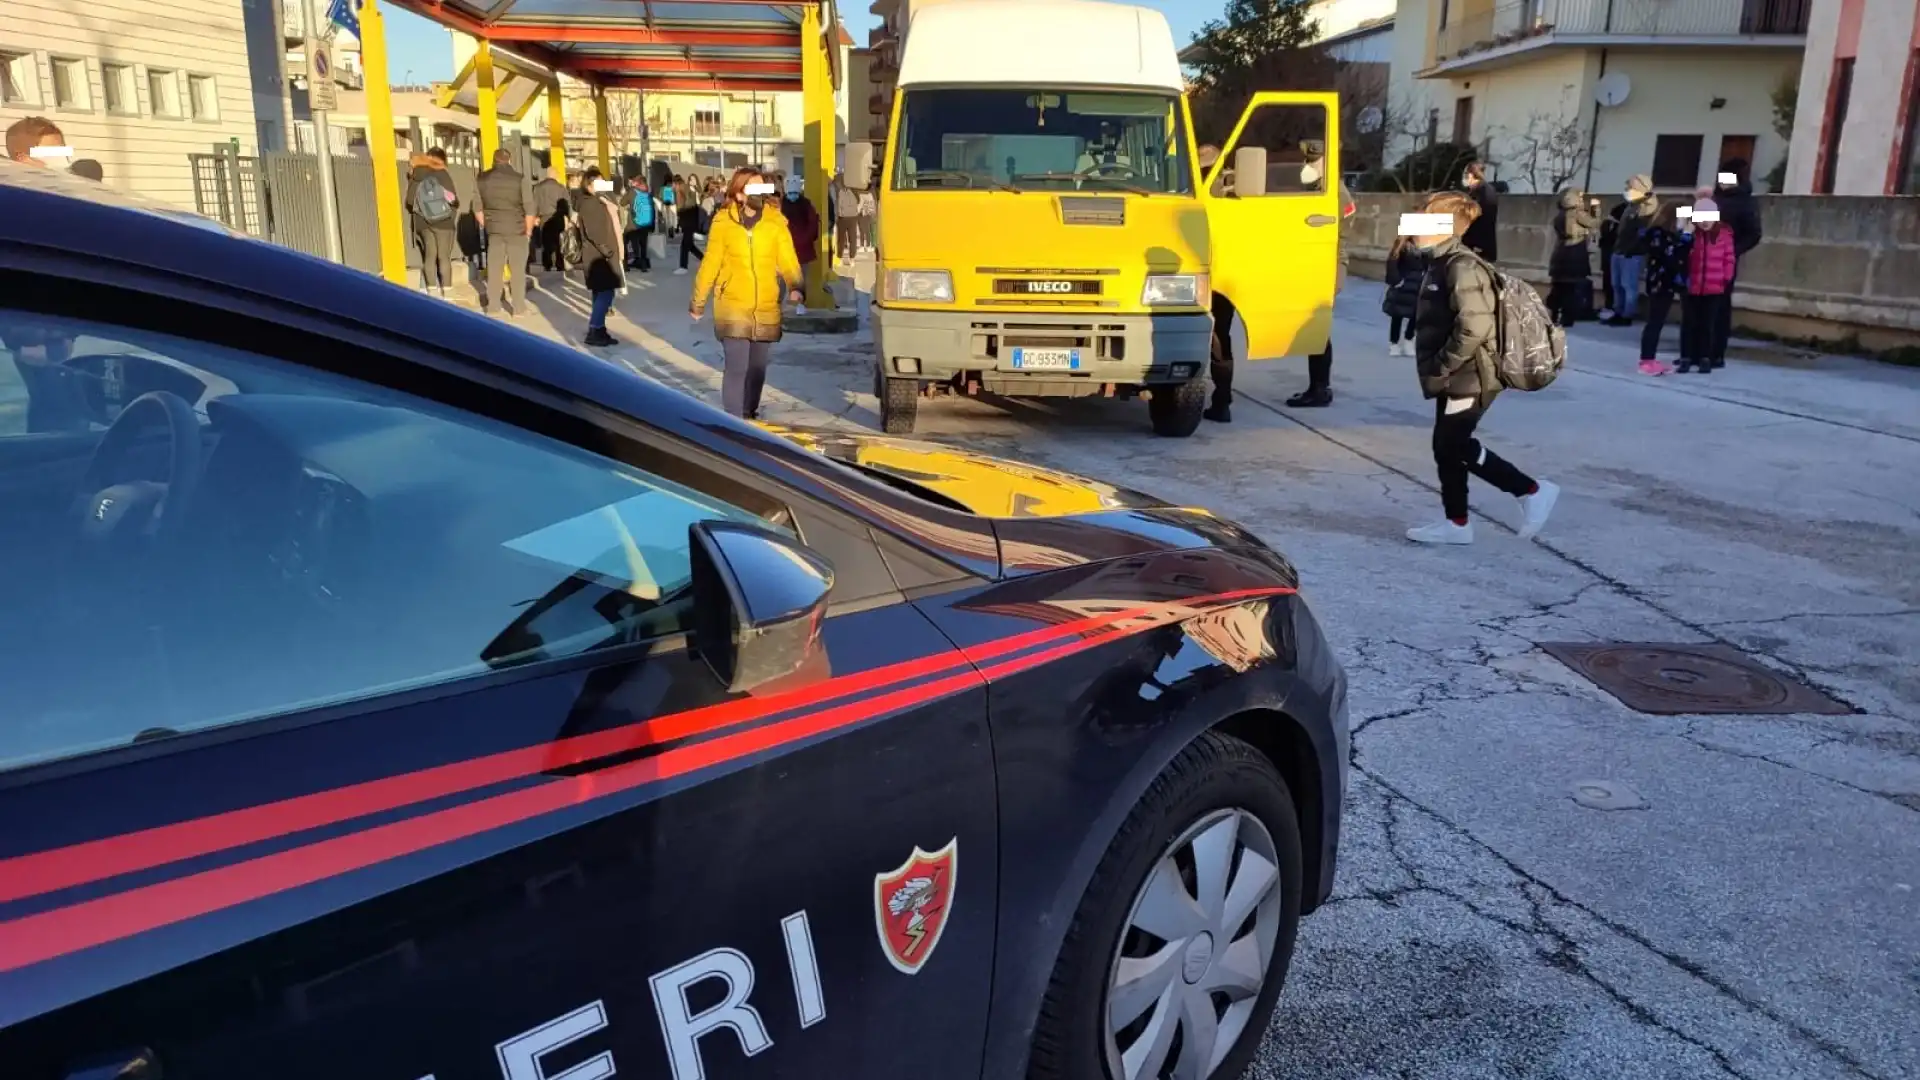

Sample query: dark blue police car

[0,164,1347,1080]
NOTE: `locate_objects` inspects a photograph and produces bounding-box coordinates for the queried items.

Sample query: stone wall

[1346,194,1920,351]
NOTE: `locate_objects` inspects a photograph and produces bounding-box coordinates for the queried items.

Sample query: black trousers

[679,210,704,269]
[625,227,651,270]
[1640,293,1675,358]
[1546,282,1581,326]
[1389,316,1409,343]
[1433,397,1535,522]
[1209,295,1235,409]
[1681,293,1731,363]
[539,215,565,270]
[1305,341,1333,391]
[1599,245,1614,306]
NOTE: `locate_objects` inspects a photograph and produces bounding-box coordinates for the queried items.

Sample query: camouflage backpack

[1478,255,1566,391]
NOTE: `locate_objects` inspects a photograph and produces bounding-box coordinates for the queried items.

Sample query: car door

[0,279,997,1080]
[1201,91,1344,361]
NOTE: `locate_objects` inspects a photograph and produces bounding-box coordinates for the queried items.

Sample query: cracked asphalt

[538,255,1920,1079]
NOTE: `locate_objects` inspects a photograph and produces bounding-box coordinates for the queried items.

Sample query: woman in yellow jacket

[690,168,805,419]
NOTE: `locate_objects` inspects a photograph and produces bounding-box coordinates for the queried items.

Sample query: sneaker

[1285,387,1333,408]
[1517,480,1559,540]
[1597,308,1615,322]
[1675,361,1694,373]
[1638,358,1671,376]
[1407,520,1474,545]
[583,327,617,347]
[674,268,689,276]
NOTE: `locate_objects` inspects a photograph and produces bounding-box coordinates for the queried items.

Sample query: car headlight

[1142,273,1209,307]
[884,269,954,303]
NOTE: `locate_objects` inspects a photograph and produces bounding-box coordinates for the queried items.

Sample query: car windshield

[890,88,1193,195]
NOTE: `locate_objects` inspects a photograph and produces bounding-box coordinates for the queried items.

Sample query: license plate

[1010,348,1080,370]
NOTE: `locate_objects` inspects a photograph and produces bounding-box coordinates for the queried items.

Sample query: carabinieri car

[0,164,1347,1080]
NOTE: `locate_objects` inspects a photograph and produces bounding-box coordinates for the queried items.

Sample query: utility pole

[301,0,343,262]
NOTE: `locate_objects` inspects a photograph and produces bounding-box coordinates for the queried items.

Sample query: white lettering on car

[650,947,774,1080]
[495,1000,617,1080]
[781,909,826,1028]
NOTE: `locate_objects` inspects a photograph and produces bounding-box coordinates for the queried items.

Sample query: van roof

[898,0,1185,93]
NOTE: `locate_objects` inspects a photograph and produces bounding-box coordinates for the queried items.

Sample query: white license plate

[1011,348,1080,370]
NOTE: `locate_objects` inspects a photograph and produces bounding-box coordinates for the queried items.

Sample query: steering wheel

[1079,161,1141,179]
[74,390,205,547]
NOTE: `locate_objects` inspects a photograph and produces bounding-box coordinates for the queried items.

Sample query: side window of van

[1210,103,1331,198]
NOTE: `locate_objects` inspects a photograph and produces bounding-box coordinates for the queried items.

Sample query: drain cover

[1540,642,1850,716]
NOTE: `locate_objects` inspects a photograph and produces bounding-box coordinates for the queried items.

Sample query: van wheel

[1148,380,1207,438]
[880,377,919,435]
[1027,731,1303,1080]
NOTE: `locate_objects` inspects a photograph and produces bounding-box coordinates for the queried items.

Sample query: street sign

[308,39,338,112]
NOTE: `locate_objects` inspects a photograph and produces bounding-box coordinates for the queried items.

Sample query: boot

[1285,386,1333,408]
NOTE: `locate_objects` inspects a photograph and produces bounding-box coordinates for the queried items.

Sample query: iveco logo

[1025,281,1075,293]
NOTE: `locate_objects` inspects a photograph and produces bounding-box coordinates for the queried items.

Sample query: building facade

[1387,0,1809,194]
[1785,0,1920,194]
[1,0,263,209]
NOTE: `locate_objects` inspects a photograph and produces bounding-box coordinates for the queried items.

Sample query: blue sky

[381,0,1218,84]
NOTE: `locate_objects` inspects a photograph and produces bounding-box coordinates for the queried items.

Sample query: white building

[1784,0,1920,194]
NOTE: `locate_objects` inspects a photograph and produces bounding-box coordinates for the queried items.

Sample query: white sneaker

[1407,520,1474,545]
[1597,308,1615,322]
[1517,480,1560,540]
[674,267,689,276]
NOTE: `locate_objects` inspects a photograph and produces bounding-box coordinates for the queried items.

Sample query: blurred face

[15,132,70,167]
[740,174,771,211]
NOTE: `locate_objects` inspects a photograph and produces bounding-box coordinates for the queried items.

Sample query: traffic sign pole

[303,0,344,263]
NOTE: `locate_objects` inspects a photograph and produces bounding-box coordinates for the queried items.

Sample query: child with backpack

[1637,201,1691,375]
[1380,234,1425,357]
[405,149,460,297]
[1679,198,1737,373]
[1402,190,1560,546]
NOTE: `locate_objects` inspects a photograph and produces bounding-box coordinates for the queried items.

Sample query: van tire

[1148,379,1206,437]
[881,377,919,434]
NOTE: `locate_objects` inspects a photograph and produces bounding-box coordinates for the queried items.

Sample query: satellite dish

[1357,106,1384,134]
[1595,72,1632,108]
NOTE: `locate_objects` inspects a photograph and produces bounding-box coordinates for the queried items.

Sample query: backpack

[559,221,584,267]
[413,175,455,224]
[1479,256,1566,391]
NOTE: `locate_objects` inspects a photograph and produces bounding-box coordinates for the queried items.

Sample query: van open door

[1202,92,1343,362]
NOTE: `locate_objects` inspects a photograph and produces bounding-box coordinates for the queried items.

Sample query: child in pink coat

[1679,198,1737,373]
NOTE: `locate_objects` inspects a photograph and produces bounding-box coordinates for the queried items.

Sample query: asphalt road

[570,258,1920,1080]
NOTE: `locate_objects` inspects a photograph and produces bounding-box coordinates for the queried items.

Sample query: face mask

[745,195,766,211]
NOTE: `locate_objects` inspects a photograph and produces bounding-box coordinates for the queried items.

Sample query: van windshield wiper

[1013,172,1155,197]
[906,170,1022,193]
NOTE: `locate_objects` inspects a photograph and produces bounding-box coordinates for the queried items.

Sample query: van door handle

[64,1047,162,1080]
[1305,214,1338,227]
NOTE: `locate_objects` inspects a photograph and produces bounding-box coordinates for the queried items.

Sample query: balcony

[869,90,894,116]
[650,120,787,141]
[1428,0,1808,74]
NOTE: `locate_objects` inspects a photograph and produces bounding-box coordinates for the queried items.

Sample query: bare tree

[1489,108,1591,194]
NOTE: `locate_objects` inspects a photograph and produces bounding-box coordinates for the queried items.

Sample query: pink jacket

[1687,227,1737,296]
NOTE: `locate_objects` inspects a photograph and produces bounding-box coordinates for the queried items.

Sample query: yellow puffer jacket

[691,203,804,342]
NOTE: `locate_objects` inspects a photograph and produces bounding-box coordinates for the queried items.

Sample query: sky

[380,0,1219,84]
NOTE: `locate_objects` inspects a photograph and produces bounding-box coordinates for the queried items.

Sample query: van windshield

[890,88,1193,195]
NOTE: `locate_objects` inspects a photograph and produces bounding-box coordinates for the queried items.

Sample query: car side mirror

[1233,146,1268,197]
[688,521,835,694]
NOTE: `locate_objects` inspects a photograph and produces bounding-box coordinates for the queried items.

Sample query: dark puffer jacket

[1613,195,1661,258]
[1715,178,1763,256]
[1412,238,1500,404]
[1549,189,1599,283]
[1381,241,1428,320]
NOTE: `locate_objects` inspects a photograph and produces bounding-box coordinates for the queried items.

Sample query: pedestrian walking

[690,169,805,421]
[1280,179,1357,411]
[782,173,822,283]
[1637,202,1692,375]
[575,166,626,349]
[405,148,460,297]
[674,177,706,275]
[1547,188,1600,327]
[625,177,655,272]
[1381,234,1427,357]
[1461,162,1499,261]
[1605,174,1659,326]
[835,175,861,261]
[1679,198,1736,373]
[531,162,570,273]
[857,187,877,253]
[475,149,536,316]
[1402,191,1559,546]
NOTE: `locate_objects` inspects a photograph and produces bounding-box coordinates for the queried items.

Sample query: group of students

[1542,165,1763,374]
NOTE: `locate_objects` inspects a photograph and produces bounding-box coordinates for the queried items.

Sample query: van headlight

[883,269,954,303]
[1142,273,1209,307]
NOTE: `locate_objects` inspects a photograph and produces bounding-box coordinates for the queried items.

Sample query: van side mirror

[688,521,835,694]
[1234,147,1268,197]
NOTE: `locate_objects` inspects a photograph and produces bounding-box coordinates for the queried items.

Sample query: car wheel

[1028,731,1303,1080]
[881,377,919,435]
[1147,379,1207,438]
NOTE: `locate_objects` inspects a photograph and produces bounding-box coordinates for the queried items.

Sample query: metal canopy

[389,0,842,94]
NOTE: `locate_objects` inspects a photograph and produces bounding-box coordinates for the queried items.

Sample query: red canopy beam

[569,56,801,75]
[596,76,798,92]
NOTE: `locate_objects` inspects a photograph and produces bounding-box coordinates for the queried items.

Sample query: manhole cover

[1540,642,1850,716]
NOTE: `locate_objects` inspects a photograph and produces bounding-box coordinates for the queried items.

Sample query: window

[1651,133,1704,189]
[102,61,136,115]
[693,108,721,137]
[1198,99,1328,197]
[50,56,90,110]
[0,50,34,105]
[148,67,182,118]
[1452,96,1474,145]
[1439,0,1451,29]
[892,88,1195,194]
[188,73,218,120]
[1818,58,1854,195]
[0,308,786,771]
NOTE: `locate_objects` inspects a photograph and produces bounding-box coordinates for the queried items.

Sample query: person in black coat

[1461,162,1499,261]
[1381,235,1426,356]
[576,166,626,349]
[1710,160,1764,361]
[1547,187,1600,327]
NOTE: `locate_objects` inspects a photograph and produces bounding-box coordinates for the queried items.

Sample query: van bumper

[873,306,1212,395]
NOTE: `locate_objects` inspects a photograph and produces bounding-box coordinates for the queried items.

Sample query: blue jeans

[589,288,615,331]
[1610,254,1644,319]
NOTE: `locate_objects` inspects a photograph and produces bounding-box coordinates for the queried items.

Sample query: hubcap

[1103,809,1283,1080]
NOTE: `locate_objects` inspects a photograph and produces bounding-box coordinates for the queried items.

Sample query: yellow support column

[359,0,408,284]
[594,90,613,174]
[546,80,568,188]
[800,1,837,309]
[474,42,500,161]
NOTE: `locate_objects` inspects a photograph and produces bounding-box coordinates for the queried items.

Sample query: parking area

[525,254,1920,1079]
